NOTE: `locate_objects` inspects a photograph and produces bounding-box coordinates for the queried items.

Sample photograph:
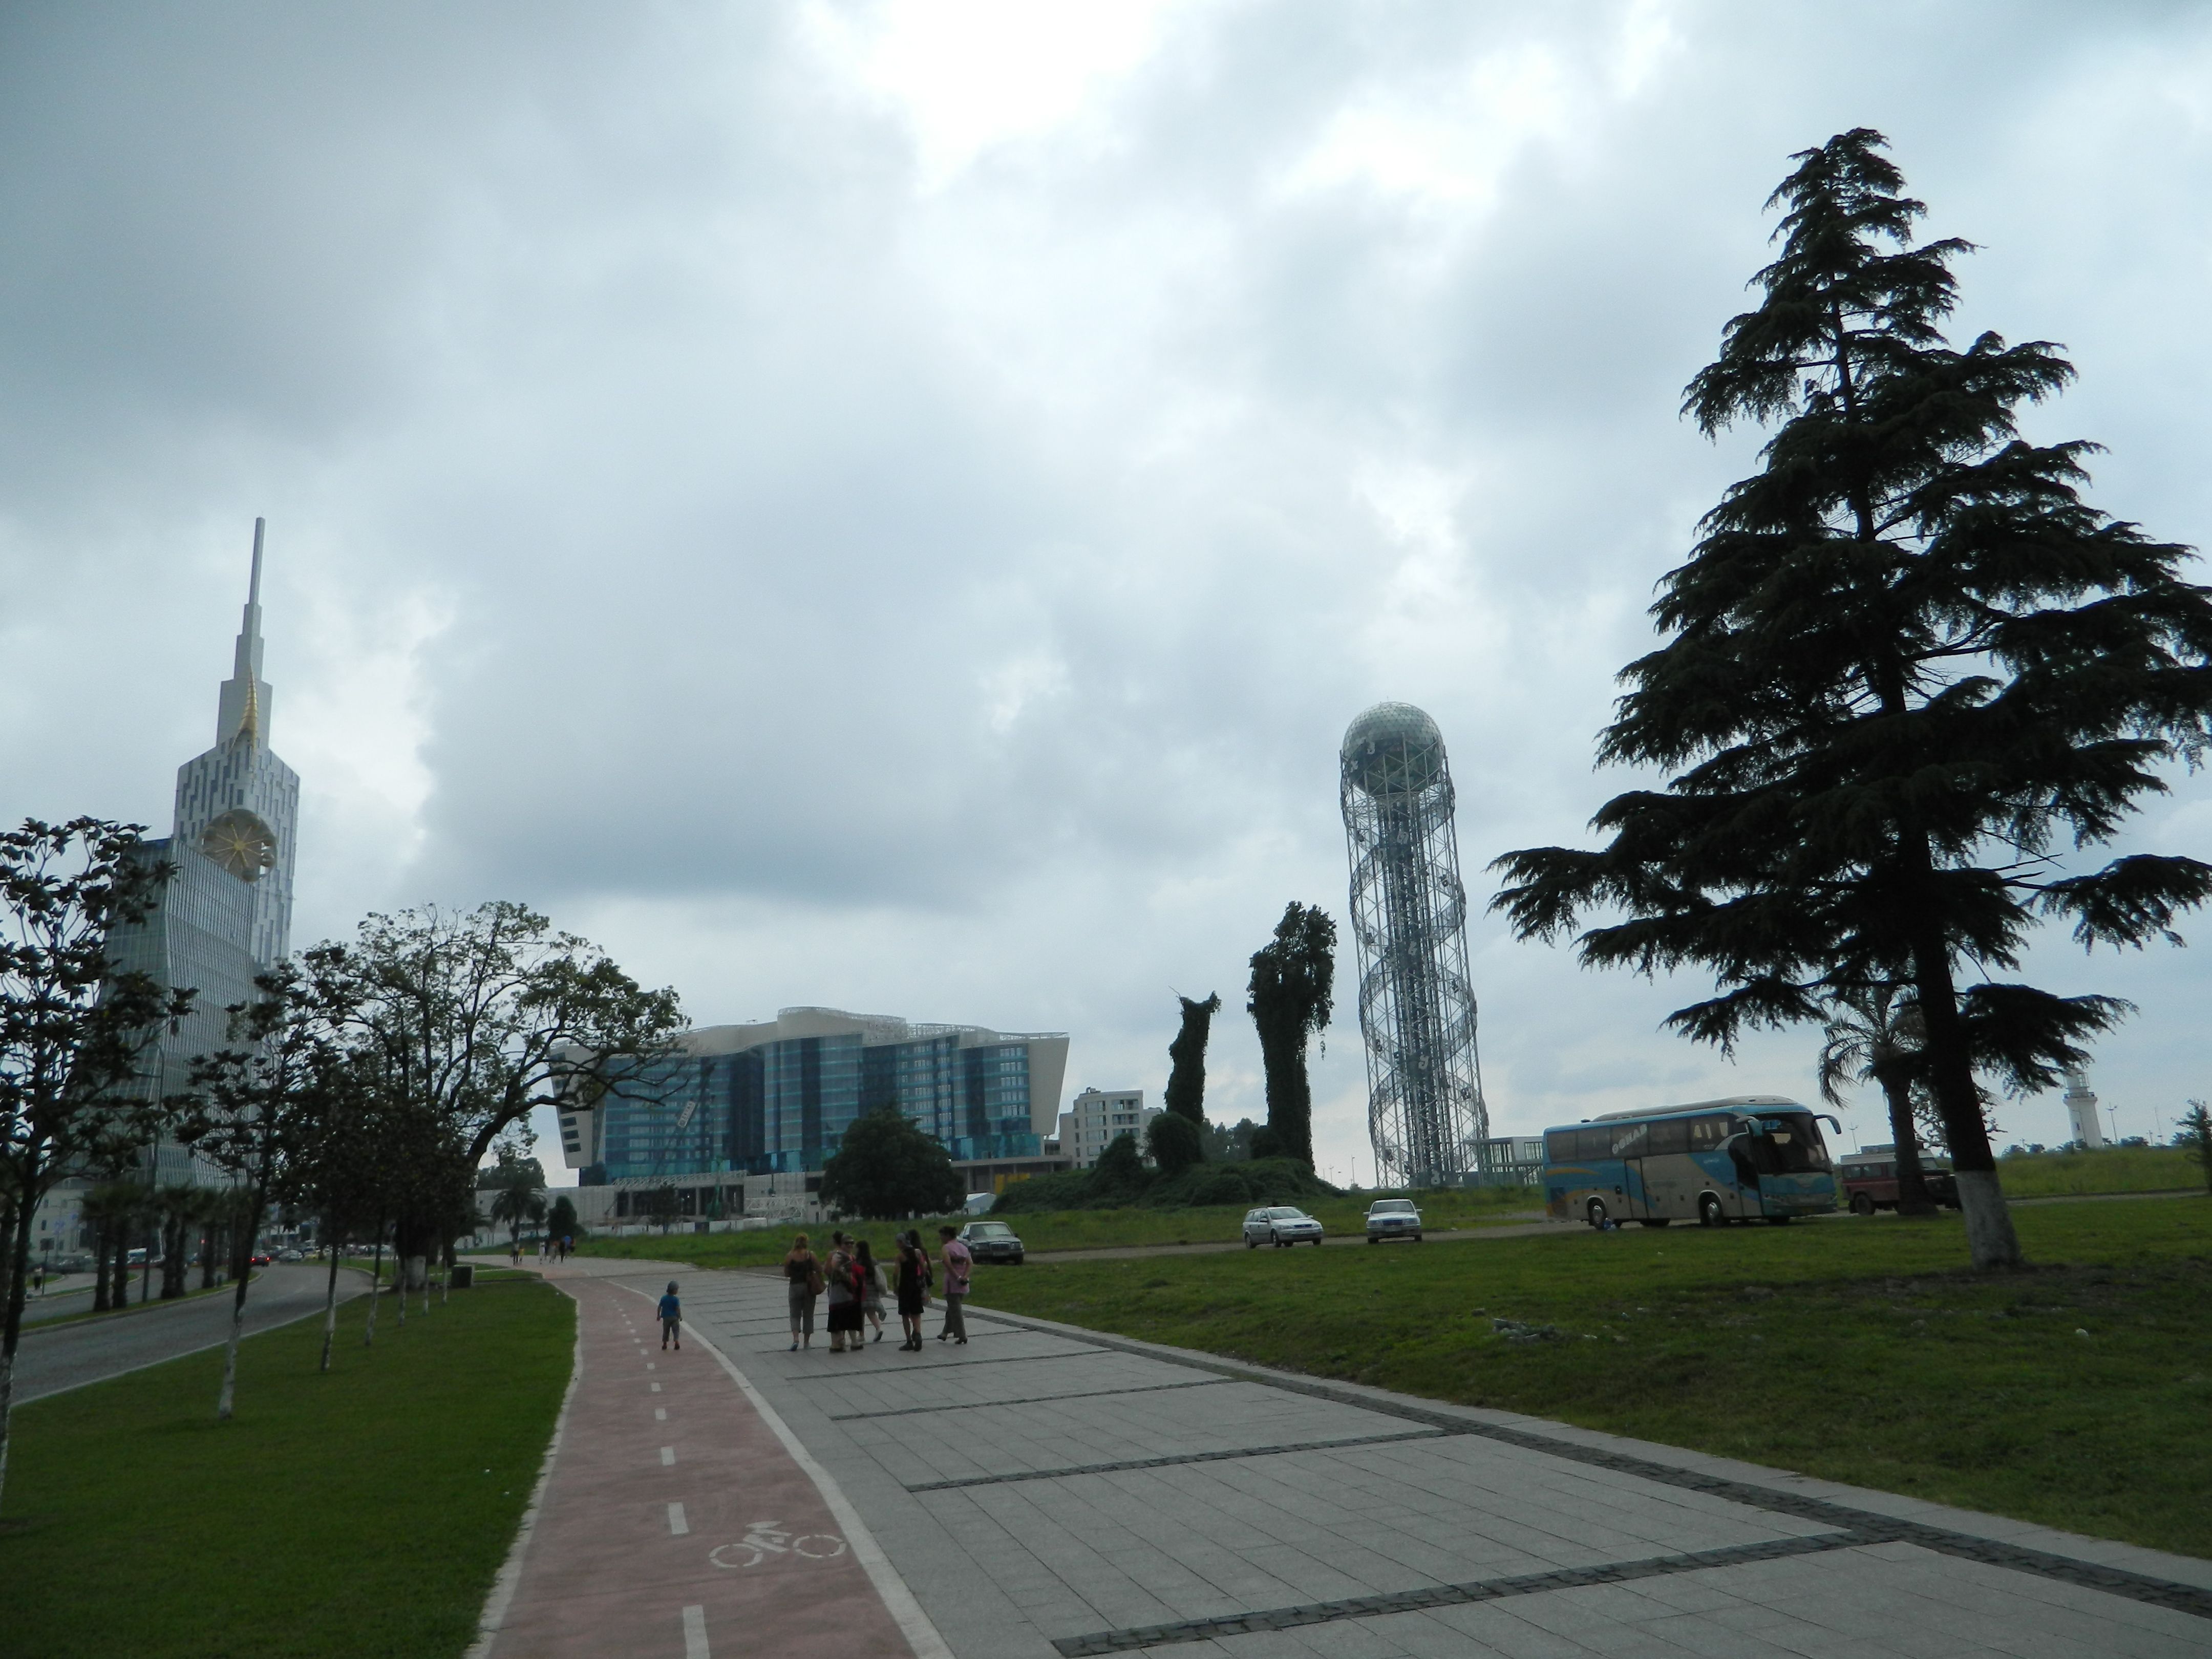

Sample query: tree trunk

[0,1180,41,1514]
[318,1244,342,1373]
[1910,933,2023,1268]
[93,1218,113,1313]
[216,1180,268,1420]
[160,1208,187,1300]
[1877,1078,1941,1217]
[363,1237,382,1346]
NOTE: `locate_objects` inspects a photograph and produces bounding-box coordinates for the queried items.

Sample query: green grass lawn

[2000,1144,2206,1198]
[1,1275,573,1658]
[573,1185,1542,1270]
[969,1196,2212,1559]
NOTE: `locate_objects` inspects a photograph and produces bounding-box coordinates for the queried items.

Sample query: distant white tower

[2062,1065,2104,1150]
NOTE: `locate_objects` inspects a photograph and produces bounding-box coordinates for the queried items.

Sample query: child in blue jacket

[658,1281,682,1350]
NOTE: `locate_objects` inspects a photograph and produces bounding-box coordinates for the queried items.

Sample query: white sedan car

[1365,1198,1423,1243]
[1243,1205,1325,1248]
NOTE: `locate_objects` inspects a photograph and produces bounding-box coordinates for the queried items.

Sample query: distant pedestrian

[784,1234,821,1351]
[857,1239,886,1343]
[511,1237,522,1267]
[825,1234,865,1353]
[895,1231,929,1350]
[658,1281,683,1350]
[935,1224,971,1345]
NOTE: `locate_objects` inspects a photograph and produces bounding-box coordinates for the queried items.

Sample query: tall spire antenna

[249,516,264,609]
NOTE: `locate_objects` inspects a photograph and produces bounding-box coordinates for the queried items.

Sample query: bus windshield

[1745,1113,1830,1174]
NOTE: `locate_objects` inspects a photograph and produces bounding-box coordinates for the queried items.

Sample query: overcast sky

[4,2,2207,1186]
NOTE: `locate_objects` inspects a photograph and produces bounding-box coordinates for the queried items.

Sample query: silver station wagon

[1364,1197,1423,1243]
[1242,1205,1324,1248]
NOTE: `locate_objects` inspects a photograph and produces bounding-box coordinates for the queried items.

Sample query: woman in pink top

[934,1224,971,1345]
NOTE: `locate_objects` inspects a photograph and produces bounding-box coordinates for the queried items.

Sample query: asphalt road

[9,1262,368,1404]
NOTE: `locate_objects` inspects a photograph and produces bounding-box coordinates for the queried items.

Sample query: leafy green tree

[2180,1101,2212,1196]
[1145,1110,1204,1177]
[1816,987,1940,1215]
[1163,993,1221,1127]
[1,818,195,1508]
[1091,1130,1151,1200]
[546,1194,580,1242]
[1246,903,1336,1167]
[1491,130,2212,1270]
[337,901,684,1285]
[820,1107,963,1218]
[188,951,356,1419]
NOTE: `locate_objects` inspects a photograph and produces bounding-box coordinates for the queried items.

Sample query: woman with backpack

[783,1233,821,1351]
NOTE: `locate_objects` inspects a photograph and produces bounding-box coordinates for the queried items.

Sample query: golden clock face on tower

[199,809,278,882]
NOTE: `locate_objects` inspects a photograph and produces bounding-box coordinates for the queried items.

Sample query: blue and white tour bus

[1541,1096,1840,1228]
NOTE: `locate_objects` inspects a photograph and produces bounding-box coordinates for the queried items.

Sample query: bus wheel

[1698,1194,1725,1228]
[1850,1193,1876,1217]
[1586,1198,1609,1229]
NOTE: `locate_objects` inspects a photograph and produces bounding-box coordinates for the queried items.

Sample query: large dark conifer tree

[1247,904,1336,1168]
[1492,130,2212,1269]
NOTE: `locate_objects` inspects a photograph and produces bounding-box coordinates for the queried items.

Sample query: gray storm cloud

[4,1,2207,1176]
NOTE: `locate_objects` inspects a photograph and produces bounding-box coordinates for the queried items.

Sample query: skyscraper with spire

[102,519,302,1184]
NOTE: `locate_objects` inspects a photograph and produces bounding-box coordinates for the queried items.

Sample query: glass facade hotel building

[561,1007,1069,1196]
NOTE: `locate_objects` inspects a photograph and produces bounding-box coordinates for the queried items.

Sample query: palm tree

[488,1180,547,1252]
[1817,986,1940,1217]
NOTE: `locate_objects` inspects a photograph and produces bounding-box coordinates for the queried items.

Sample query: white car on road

[1364,1198,1423,1243]
[1243,1206,1324,1248]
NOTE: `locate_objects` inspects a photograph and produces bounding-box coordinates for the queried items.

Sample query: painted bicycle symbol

[709,1520,848,1569]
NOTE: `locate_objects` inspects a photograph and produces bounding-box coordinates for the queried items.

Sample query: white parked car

[1364,1198,1423,1243]
[1243,1205,1324,1248]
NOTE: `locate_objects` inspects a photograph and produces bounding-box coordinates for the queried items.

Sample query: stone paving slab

[525,1260,2210,1659]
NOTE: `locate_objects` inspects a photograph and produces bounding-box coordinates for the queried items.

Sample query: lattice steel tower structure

[1339,702,1488,1188]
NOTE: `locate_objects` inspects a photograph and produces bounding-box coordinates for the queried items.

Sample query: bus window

[1746,1113,1831,1174]
[1575,1128,1612,1160]
[1645,1119,1689,1156]
[1608,1123,1648,1158]
[1545,1131,1577,1163]
[1688,1116,1731,1151]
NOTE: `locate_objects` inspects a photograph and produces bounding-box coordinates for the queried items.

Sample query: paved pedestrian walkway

[506,1257,2211,1658]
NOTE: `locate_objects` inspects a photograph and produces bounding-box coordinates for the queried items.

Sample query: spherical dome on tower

[1341,701,1445,797]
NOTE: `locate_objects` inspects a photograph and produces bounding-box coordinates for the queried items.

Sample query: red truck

[1837,1152,1960,1214]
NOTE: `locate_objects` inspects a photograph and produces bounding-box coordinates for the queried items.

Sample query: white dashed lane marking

[668,1501,689,1536]
[660,1445,675,1466]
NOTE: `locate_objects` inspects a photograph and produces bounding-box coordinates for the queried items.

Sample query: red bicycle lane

[478,1271,932,1659]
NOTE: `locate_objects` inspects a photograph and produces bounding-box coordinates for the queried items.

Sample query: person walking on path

[856,1238,887,1344]
[658,1281,683,1350]
[935,1224,971,1345]
[894,1231,929,1351]
[825,1233,865,1353]
[784,1234,821,1351]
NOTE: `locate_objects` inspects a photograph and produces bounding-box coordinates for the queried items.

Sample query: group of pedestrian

[783,1224,971,1354]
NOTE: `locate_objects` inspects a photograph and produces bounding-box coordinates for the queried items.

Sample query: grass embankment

[2001,1144,2205,1198]
[1,1274,573,1659]
[573,1185,1542,1269]
[969,1196,2212,1559]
